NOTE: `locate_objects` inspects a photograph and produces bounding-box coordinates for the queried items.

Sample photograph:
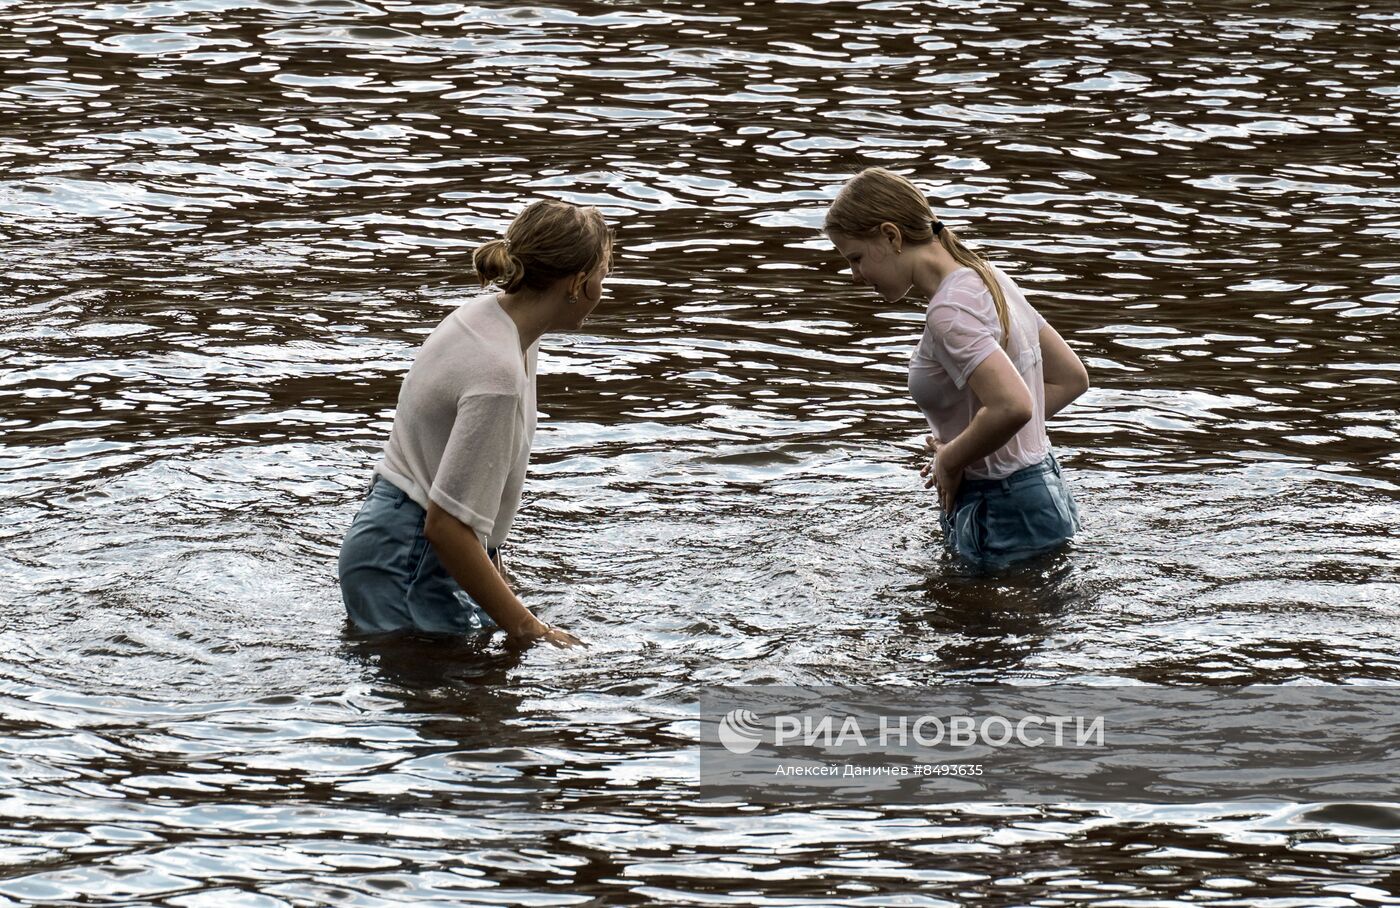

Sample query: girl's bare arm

[1039,322,1090,418]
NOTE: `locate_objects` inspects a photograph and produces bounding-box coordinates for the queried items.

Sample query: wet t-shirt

[908,265,1049,480]
[376,292,538,549]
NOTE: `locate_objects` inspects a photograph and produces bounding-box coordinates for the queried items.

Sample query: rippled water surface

[3,0,1400,903]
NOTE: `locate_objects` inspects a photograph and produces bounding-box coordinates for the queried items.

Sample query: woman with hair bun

[825,167,1089,569]
[338,199,611,646]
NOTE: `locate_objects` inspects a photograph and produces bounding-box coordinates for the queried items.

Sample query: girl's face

[830,230,910,302]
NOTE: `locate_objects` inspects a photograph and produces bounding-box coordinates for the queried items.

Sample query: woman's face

[830,230,909,302]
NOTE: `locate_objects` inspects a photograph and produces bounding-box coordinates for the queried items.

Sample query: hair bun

[471,201,611,296]
[472,237,524,292]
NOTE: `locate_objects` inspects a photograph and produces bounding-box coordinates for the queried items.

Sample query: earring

[568,294,578,304]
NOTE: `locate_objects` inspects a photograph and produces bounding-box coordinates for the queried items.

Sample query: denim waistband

[369,472,413,505]
[958,451,1062,495]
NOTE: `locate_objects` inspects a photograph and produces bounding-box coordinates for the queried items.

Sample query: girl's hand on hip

[920,434,962,514]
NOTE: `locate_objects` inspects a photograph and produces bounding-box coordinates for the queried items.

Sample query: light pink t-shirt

[908,265,1050,480]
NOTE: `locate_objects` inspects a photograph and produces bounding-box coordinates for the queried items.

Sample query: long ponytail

[936,225,1010,348]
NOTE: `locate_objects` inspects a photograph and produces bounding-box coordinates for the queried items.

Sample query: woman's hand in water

[921,434,962,514]
[539,625,586,648]
[507,616,587,649]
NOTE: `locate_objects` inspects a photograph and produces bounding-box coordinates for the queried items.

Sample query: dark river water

[3,0,1400,903]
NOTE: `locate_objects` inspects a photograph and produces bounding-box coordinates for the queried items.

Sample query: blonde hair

[825,167,1010,347]
[473,200,611,294]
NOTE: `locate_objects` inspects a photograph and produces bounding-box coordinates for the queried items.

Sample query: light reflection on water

[2,0,1400,903]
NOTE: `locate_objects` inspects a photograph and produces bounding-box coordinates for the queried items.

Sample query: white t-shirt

[375,293,538,549]
[908,265,1050,480]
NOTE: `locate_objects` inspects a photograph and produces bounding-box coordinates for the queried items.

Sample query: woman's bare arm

[424,502,582,647]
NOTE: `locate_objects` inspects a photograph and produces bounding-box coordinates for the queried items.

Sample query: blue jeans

[338,476,500,635]
[939,451,1081,570]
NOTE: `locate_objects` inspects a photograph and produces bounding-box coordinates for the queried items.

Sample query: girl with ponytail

[339,199,612,645]
[825,167,1089,568]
